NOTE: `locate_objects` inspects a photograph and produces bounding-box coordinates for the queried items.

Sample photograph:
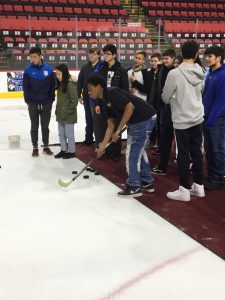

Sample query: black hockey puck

[94,171,100,176]
[83,175,89,179]
[86,167,92,171]
[72,171,78,174]
[90,168,95,172]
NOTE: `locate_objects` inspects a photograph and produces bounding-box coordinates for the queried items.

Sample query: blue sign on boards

[7,72,23,92]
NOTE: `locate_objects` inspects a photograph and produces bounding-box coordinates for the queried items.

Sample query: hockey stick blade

[58,157,96,188]
[58,126,127,188]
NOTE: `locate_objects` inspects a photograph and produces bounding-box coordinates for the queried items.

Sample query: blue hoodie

[23,60,55,104]
[202,64,225,127]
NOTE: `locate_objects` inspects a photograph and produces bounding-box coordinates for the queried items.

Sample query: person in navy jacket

[203,46,225,189]
[23,47,55,157]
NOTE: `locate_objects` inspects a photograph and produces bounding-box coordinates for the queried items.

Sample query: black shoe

[141,181,154,193]
[204,181,224,190]
[62,152,76,159]
[117,185,142,198]
[54,150,66,159]
[80,140,94,146]
[152,167,166,175]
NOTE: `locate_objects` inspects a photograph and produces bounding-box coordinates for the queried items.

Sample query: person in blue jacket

[23,47,55,157]
[203,46,225,189]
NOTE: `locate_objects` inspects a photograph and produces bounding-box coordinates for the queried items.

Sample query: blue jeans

[203,117,225,183]
[126,115,157,188]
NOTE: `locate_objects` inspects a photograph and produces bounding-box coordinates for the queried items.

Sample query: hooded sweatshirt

[161,62,205,129]
[202,64,225,128]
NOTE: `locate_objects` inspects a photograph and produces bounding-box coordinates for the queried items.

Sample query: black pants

[84,98,94,142]
[158,104,174,171]
[28,103,52,148]
[175,123,203,189]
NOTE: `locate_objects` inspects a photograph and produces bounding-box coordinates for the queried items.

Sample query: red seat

[24,6,34,12]
[95,0,103,5]
[64,7,73,14]
[104,0,112,5]
[119,9,127,16]
[74,8,82,14]
[44,7,54,13]
[79,38,88,43]
[55,7,63,13]
[35,6,44,13]
[102,9,110,15]
[89,38,98,44]
[92,8,101,15]
[14,5,23,12]
[83,8,92,15]
[3,5,13,12]
[59,38,68,43]
[4,37,14,43]
[112,0,120,6]
[111,9,118,15]
[77,0,86,4]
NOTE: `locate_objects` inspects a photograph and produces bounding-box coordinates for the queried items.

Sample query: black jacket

[77,60,103,100]
[98,61,129,91]
[156,64,175,111]
[131,66,162,109]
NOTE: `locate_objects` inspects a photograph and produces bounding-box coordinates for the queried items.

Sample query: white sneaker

[190,183,205,197]
[167,186,191,202]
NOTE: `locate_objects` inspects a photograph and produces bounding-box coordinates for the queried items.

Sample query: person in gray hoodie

[162,40,205,202]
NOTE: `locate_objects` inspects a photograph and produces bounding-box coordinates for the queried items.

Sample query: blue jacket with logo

[23,61,55,104]
[203,64,225,127]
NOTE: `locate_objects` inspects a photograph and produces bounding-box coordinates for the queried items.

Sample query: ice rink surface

[0,99,225,300]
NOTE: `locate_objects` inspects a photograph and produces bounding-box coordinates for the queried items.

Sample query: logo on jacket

[44,70,49,76]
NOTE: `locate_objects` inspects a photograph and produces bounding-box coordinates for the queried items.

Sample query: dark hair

[175,54,183,65]
[135,50,147,59]
[29,47,41,56]
[55,64,71,93]
[87,75,107,89]
[162,49,176,58]
[204,46,225,64]
[103,43,117,55]
[89,46,101,56]
[181,40,199,59]
[151,52,162,60]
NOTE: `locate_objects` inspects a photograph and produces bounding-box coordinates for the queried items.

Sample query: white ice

[0,99,225,300]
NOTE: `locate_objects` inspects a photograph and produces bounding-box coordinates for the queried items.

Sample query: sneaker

[117,185,142,198]
[204,181,224,190]
[80,140,94,146]
[152,167,166,175]
[141,181,154,193]
[43,147,54,155]
[190,183,205,197]
[167,186,191,202]
[32,148,39,157]
[54,150,66,159]
[62,152,76,159]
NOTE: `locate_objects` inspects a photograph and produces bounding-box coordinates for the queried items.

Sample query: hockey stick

[41,143,60,147]
[58,126,127,188]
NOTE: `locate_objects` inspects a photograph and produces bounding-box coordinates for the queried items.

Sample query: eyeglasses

[89,53,98,56]
[103,52,113,56]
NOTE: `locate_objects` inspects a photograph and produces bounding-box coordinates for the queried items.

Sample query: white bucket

[8,135,20,148]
